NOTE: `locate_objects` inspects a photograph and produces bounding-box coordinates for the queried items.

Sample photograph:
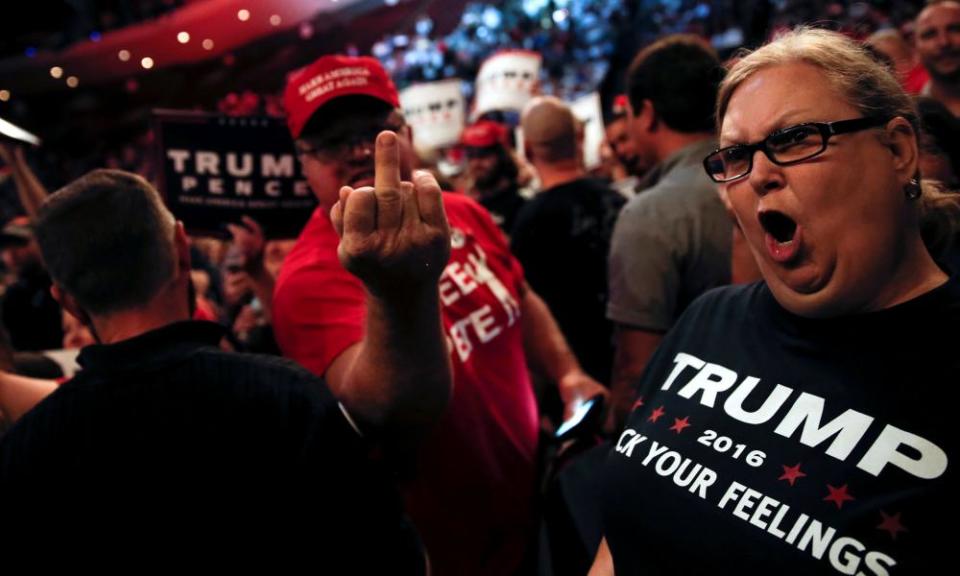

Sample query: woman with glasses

[591,28,957,575]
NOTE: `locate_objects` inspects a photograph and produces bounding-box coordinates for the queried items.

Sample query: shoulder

[512,187,566,226]
[443,191,511,245]
[193,346,325,383]
[639,165,720,209]
[442,191,492,223]
[678,282,765,324]
[440,190,479,211]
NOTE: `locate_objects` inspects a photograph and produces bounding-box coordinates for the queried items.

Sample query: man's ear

[884,117,919,185]
[174,221,191,276]
[523,141,536,164]
[638,99,658,132]
[51,284,92,328]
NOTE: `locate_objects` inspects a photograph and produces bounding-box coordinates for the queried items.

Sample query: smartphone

[555,395,604,440]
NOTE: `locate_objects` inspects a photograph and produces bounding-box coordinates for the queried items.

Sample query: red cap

[460,120,509,148]
[283,54,400,139]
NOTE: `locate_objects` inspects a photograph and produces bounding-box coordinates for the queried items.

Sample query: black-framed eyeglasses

[702,117,890,183]
[297,121,405,162]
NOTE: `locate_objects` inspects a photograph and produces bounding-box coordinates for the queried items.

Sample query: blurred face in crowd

[719,62,918,317]
[1,240,41,276]
[626,101,660,173]
[605,117,641,175]
[869,34,914,78]
[916,1,960,82]
[297,105,412,208]
[918,144,958,186]
[465,146,505,191]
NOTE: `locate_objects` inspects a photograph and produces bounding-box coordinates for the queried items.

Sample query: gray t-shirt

[607,139,732,331]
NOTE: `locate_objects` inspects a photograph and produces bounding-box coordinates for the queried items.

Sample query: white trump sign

[400,79,466,153]
[473,50,541,118]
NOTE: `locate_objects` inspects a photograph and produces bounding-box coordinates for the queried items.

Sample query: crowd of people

[0,0,958,573]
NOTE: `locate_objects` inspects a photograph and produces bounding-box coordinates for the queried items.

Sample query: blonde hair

[717,27,917,136]
[717,27,960,257]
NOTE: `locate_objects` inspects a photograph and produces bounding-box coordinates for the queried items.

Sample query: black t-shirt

[601,280,959,575]
[480,184,527,235]
[511,177,626,385]
[1,266,63,351]
[0,321,423,570]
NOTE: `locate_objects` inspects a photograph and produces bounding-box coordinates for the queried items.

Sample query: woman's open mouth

[759,210,802,264]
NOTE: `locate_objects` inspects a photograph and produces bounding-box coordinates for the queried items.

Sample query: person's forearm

[520,286,609,420]
[0,371,57,423]
[340,287,451,432]
[521,288,582,383]
[326,132,453,436]
[8,149,48,217]
[608,351,642,433]
[606,326,663,432]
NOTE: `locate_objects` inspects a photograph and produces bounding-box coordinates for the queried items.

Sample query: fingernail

[378,131,397,148]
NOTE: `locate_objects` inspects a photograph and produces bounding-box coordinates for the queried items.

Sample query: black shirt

[1,266,63,351]
[511,178,626,385]
[602,280,959,575]
[479,184,527,235]
[0,321,424,569]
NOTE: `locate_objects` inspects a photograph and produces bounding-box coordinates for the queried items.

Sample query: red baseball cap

[460,120,509,148]
[283,54,400,139]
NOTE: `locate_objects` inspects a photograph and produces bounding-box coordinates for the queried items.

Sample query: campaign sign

[571,92,604,169]
[400,79,466,153]
[154,110,316,239]
[473,50,541,119]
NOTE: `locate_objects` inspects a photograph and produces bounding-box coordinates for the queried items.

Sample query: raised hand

[226,215,266,273]
[330,131,450,298]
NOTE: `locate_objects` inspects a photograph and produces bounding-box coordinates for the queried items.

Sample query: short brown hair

[34,169,177,316]
[626,34,724,133]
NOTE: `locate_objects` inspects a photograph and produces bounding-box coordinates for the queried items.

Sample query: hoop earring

[905,178,922,200]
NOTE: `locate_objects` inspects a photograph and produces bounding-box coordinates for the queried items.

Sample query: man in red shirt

[274,54,605,575]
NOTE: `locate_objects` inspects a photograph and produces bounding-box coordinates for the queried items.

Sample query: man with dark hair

[916,0,960,115]
[606,35,732,430]
[0,165,452,568]
[34,171,178,317]
[512,96,625,386]
[461,119,525,234]
[275,54,603,575]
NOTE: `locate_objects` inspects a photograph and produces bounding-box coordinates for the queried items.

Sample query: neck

[90,286,192,345]
[928,79,960,116]
[872,233,949,311]
[535,160,584,190]
[652,130,713,165]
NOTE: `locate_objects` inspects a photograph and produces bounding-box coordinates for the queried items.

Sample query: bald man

[916,0,960,114]
[511,96,626,386]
